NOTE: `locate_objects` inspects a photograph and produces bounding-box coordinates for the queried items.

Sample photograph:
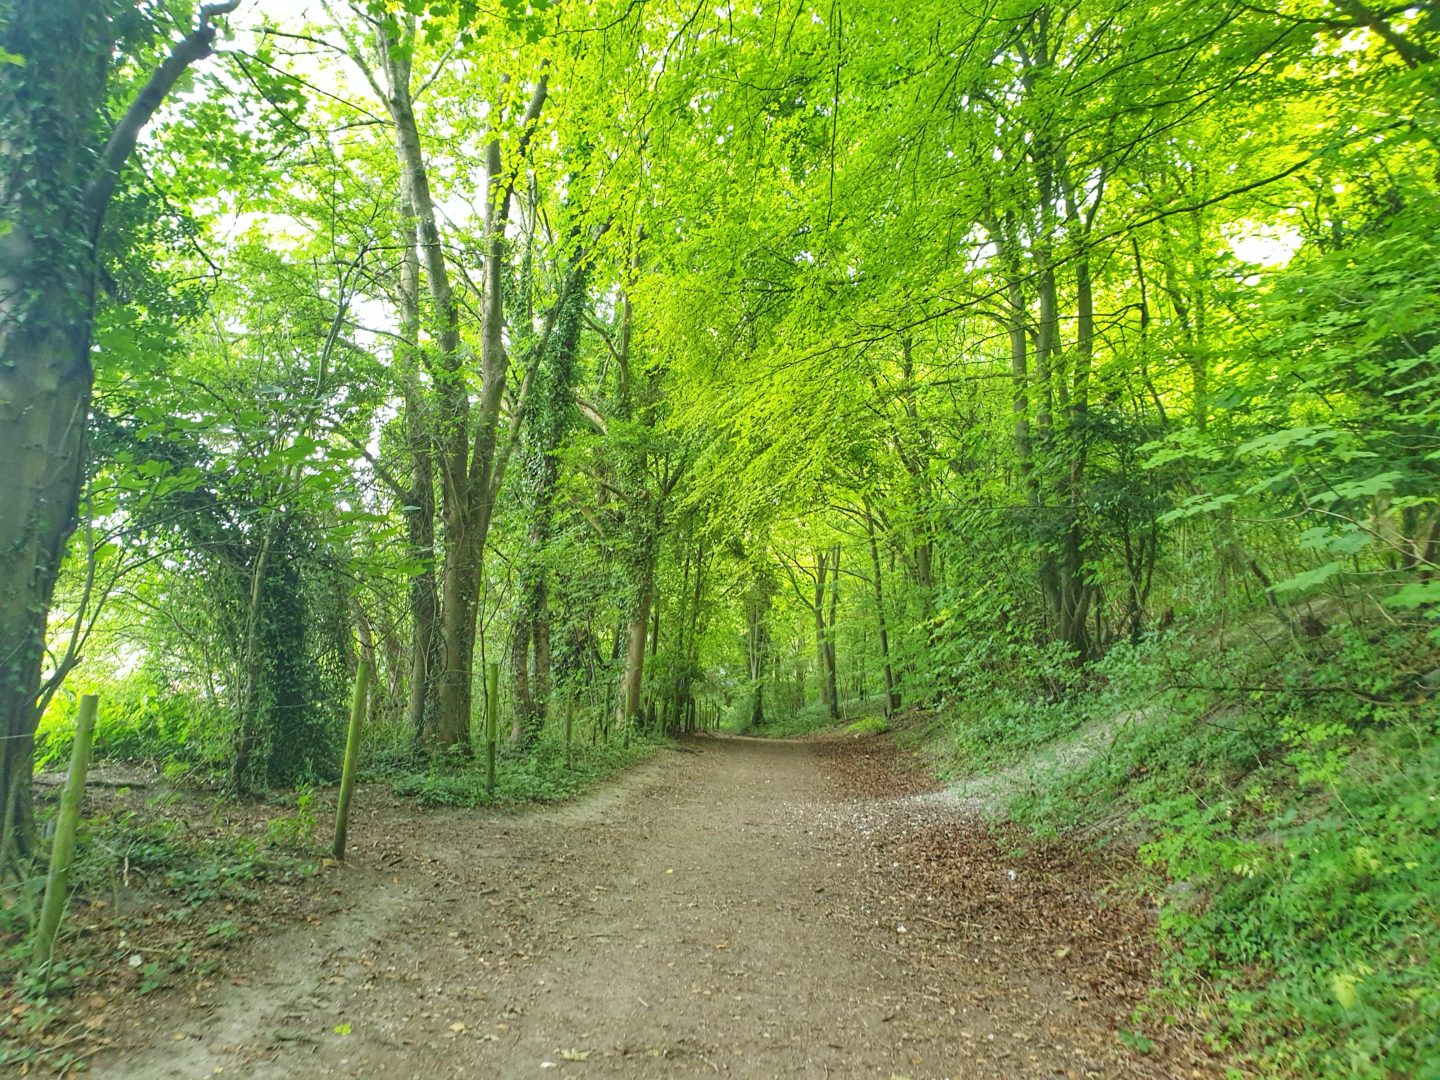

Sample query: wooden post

[485,662,499,799]
[332,660,371,860]
[32,694,99,965]
[564,696,574,768]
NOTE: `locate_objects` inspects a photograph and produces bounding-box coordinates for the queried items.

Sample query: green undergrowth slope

[727,696,890,740]
[912,618,1439,1078]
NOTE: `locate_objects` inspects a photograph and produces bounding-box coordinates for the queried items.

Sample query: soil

[65,733,1224,1078]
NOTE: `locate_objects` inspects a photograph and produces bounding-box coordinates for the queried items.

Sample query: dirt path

[92,736,1214,1079]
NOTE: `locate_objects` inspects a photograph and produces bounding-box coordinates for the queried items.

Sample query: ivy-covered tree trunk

[746,603,768,728]
[510,263,587,745]
[0,0,236,867]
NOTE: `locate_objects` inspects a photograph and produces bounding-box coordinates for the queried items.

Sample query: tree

[0,0,241,868]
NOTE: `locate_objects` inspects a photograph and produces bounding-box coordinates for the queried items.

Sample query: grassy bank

[912,619,1438,1077]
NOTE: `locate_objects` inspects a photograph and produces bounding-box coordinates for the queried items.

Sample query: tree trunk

[619,580,653,728]
[863,504,899,718]
[813,550,832,712]
[510,609,535,744]
[1057,247,1094,660]
[745,565,772,728]
[395,195,438,739]
[1,0,236,866]
[377,28,546,747]
[825,544,840,718]
[748,607,768,729]
[532,582,552,723]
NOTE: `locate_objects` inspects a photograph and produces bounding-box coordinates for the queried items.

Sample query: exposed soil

[71,734,1221,1079]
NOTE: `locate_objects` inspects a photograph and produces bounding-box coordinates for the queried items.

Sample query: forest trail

[93,736,1214,1079]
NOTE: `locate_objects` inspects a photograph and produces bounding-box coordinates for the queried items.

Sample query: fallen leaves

[816,732,1225,1078]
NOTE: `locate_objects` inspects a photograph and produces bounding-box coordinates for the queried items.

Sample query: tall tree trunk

[745,560,772,728]
[229,548,265,789]
[1055,139,1098,662]
[993,212,1038,503]
[617,513,658,728]
[747,604,768,728]
[510,258,587,745]
[510,616,535,743]
[395,198,438,739]
[619,570,654,728]
[378,25,472,746]
[376,27,547,747]
[1,0,238,865]
[863,504,899,718]
[825,543,840,717]
[1058,247,1094,660]
[813,549,832,712]
[532,581,552,723]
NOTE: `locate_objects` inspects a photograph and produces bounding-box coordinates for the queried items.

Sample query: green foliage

[939,622,1440,1076]
[265,787,318,850]
[727,699,831,739]
[13,0,1440,1069]
[60,809,312,909]
[845,716,890,737]
[37,668,230,773]
[381,734,660,808]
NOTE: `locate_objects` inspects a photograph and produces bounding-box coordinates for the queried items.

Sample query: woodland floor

[76,733,1225,1079]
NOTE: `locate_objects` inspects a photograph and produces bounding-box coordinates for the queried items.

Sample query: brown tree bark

[393,196,439,740]
[813,550,832,713]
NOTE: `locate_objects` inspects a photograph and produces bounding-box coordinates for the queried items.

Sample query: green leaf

[1158,492,1238,524]
[1271,561,1344,595]
[1236,426,1339,458]
[1383,582,1440,610]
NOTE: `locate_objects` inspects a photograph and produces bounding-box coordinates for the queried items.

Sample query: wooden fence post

[564,697,574,768]
[32,694,99,965]
[485,662,499,799]
[332,660,371,860]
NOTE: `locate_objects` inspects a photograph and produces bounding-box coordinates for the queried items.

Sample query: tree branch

[83,1,241,232]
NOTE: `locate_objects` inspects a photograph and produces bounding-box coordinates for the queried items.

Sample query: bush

[37,671,230,774]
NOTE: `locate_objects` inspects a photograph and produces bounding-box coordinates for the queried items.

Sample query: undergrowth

[729,695,887,739]
[364,733,662,807]
[925,617,1440,1078]
[0,791,322,1073]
